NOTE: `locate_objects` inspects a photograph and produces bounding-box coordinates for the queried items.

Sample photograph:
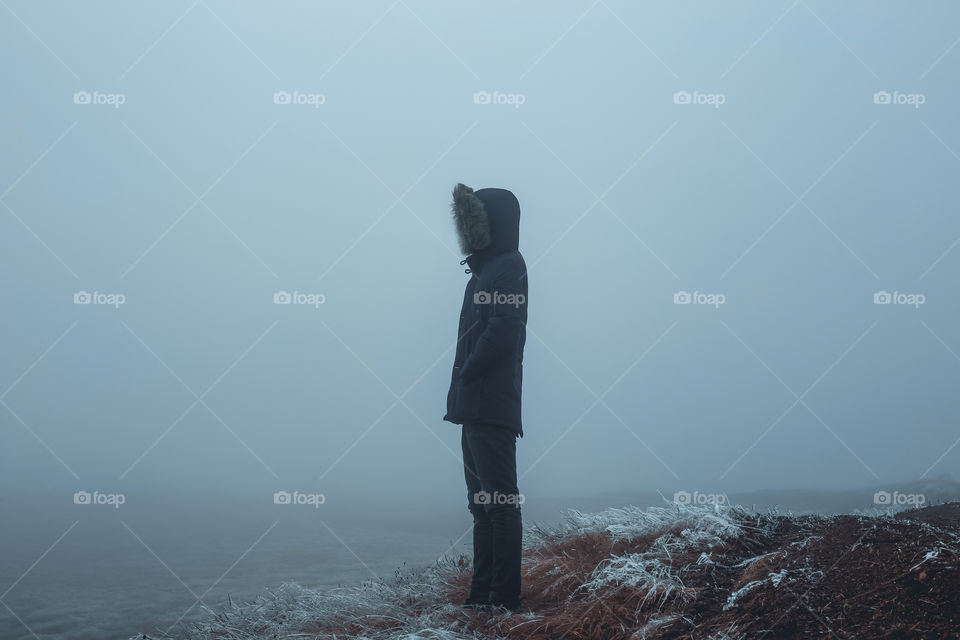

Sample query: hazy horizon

[2,2,960,638]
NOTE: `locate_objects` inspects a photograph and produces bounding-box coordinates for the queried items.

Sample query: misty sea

[0,495,478,640]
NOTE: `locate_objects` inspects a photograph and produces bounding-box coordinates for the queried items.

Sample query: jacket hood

[451,183,520,264]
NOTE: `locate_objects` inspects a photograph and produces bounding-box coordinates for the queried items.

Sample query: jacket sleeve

[459,262,526,381]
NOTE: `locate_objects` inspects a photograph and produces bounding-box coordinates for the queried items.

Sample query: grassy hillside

[132,502,960,639]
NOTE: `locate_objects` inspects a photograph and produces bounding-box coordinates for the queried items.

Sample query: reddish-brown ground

[194,504,959,640]
[444,504,960,640]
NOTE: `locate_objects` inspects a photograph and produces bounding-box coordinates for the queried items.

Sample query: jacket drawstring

[460,258,471,274]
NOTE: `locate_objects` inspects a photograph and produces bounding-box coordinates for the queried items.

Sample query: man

[443,183,528,612]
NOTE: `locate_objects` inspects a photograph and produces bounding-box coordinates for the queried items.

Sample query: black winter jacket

[443,184,528,437]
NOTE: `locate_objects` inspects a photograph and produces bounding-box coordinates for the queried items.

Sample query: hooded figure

[445,183,527,611]
[444,184,528,436]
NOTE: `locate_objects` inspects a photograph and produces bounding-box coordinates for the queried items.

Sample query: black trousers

[461,422,522,604]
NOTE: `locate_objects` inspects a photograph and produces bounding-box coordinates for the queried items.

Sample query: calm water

[0,495,486,640]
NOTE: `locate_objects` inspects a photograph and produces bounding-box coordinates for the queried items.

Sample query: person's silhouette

[444,183,528,611]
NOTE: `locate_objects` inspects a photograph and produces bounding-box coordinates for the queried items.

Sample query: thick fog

[2,0,960,613]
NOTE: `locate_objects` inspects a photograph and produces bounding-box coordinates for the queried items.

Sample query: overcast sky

[2,1,960,516]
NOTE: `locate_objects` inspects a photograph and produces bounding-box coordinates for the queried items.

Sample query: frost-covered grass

[132,501,960,640]
[526,502,749,547]
[131,557,508,640]
[133,502,762,640]
[722,568,824,611]
[547,503,769,611]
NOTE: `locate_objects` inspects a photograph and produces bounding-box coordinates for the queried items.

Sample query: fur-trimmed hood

[450,183,521,261]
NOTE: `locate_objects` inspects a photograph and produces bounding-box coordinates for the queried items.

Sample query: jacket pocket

[459,375,484,420]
